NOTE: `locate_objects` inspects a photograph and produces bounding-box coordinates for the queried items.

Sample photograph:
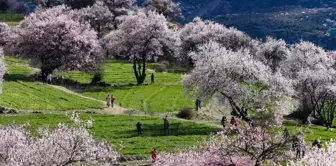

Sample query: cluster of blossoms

[0,123,119,165]
[0,47,6,94]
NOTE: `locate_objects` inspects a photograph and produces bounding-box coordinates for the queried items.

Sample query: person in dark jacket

[136,122,142,136]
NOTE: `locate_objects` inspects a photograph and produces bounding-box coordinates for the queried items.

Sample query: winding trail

[49,85,125,114]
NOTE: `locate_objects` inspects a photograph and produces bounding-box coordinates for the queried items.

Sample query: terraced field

[84,85,194,113]
[0,57,103,110]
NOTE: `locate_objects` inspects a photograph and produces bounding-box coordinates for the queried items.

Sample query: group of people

[135,116,169,163]
[135,115,170,137]
[221,116,238,129]
[106,95,116,107]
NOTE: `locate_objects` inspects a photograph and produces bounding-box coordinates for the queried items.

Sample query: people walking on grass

[163,116,170,135]
[221,116,227,129]
[195,97,201,111]
[151,73,155,84]
[136,122,142,136]
[106,95,111,107]
[151,148,157,163]
[111,95,116,107]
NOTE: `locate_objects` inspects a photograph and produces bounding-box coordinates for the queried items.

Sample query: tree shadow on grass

[116,123,220,138]
[4,73,35,82]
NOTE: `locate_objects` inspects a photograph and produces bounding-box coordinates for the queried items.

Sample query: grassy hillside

[0,114,221,157]
[84,85,194,113]
[0,57,103,111]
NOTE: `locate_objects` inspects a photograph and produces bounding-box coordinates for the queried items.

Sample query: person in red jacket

[230,117,237,127]
[111,95,116,108]
[151,148,157,163]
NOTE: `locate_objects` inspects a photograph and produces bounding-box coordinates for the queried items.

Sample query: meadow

[0,13,22,26]
[0,57,103,110]
[0,114,221,157]
[59,60,194,113]
[58,60,183,85]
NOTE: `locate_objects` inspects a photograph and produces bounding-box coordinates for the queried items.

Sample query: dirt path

[49,85,125,114]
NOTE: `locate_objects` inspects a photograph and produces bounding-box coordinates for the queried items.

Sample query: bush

[91,72,103,85]
[155,62,169,72]
[177,108,195,120]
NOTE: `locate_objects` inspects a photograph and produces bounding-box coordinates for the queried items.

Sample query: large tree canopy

[143,0,182,20]
[281,41,336,124]
[103,9,179,84]
[183,41,292,119]
[5,5,104,81]
[73,0,114,38]
[97,0,137,29]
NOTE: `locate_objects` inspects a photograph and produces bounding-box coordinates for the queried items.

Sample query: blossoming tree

[282,41,336,125]
[73,1,114,38]
[97,0,137,29]
[0,124,119,165]
[103,9,179,84]
[5,5,104,81]
[182,41,292,120]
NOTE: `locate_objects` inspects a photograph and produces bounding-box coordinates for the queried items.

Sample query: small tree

[5,6,104,82]
[97,0,137,29]
[143,0,182,21]
[103,9,179,84]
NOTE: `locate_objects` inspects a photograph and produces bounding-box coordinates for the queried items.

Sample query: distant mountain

[170,0,336,49]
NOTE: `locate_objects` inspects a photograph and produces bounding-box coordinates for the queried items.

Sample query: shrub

[155,61,169,72]
[177,108,195,120]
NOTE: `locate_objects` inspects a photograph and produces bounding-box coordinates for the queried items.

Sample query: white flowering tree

[143,0,182,20]
[0,47,6,94]
[5,5,104,82]
[182,41,292,120]
[103,9,179,84]
[73,1,114,38]
[0,124,119,165]
[0,22,9,46]
[282,41,336,125]
[179,17,256,65]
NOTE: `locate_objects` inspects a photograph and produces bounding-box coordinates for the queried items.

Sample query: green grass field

[1,57,103,110]
[0,114,220,157]
[84,85,194,113]
[0,13,24,22]
[58,60,182,85]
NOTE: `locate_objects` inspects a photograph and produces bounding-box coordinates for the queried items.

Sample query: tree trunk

[132,55,147,85]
